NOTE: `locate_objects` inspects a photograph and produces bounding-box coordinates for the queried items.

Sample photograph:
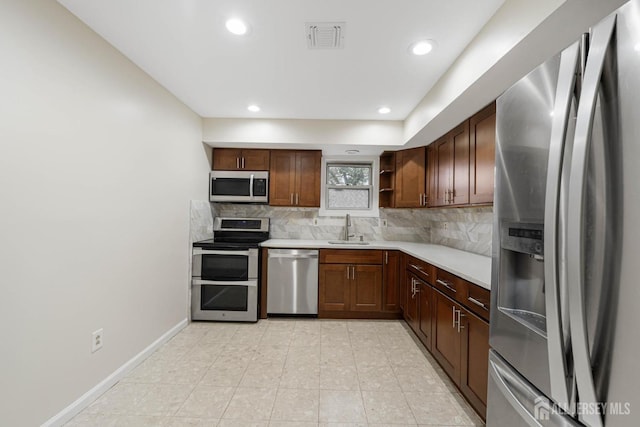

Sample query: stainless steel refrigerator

[488,1,640,426]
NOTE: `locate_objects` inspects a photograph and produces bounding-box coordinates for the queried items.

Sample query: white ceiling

[58,0,504,121]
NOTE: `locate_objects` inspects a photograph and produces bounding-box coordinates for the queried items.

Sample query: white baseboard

[42,318,189,427]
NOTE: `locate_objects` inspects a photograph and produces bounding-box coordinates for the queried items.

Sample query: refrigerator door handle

[543,41,580,407]
[567,13,617,427]
[489,358,548,426]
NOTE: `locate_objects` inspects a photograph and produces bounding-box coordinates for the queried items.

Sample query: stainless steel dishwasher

[267,249,318,315]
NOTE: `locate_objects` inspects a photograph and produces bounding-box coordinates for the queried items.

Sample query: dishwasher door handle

[268,254,318,259]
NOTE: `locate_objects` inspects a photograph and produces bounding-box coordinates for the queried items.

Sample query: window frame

[319,155,380,218]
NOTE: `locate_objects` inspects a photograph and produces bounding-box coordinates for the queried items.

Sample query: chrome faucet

[344,213,355,241]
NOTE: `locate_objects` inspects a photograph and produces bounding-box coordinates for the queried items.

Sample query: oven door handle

[192,279,257,288]
[193,249,251,256]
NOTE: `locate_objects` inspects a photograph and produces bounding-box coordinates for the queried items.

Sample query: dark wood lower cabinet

[432,290,462,383]
[350,265,382,311]
[318,264,350,311]
[404,272,420,331]
[461,308,490,416]
[402,268,490,421]
[382,251,401,313]
[417,282,433,351]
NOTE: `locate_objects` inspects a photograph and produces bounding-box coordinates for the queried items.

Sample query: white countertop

[260,239,492,291]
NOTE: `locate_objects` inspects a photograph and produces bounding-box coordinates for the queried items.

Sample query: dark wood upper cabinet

[212,148,270,170]
[469,102,496,205]
[426,144,437,207]
[451,121,470,205]
[269,150,321,207]
[395,146,426,208]
[434,135,451,207]
[295,150,322,207]
[269,150,297,206]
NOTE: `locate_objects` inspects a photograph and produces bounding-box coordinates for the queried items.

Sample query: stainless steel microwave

[209,170,269,203]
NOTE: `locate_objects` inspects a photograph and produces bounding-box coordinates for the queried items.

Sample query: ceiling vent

[306,22,345,49]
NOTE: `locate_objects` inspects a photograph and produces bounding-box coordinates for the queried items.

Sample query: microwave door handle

[249,174,254,199]
[568,14,616,427]
[193,249,251,256]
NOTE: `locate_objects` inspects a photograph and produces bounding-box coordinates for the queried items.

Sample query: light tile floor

[66,319,484,426]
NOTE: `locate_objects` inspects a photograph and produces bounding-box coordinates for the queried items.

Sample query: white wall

[202,117,404,155]
[403,0,627,147]
[0,1,209,425]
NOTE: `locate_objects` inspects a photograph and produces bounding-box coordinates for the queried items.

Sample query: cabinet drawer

[465,283,491,321]
[319,249,383,265]
[405,255,436,284]
[434,269,467,302]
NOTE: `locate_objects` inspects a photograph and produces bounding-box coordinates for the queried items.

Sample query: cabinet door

[319,264,350,312]
[417,282,433,350]
[434,136,451,207]
[295,151,322,207]
[404,273,420,331]
[394,147,426,208]
[212,148,242,170]
[469,103,496,205]
[460,308,490,418]
[426,144,437,207]
[432,290,461,384]
[451,121,470,205]
[269,150,297,206]
[241,149,271,171]
[351,265,382,312]
[382,251,401,312]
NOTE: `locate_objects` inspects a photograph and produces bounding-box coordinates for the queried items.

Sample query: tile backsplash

[198,203,493,257]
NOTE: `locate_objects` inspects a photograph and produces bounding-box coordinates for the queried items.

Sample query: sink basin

[328,240,370,245]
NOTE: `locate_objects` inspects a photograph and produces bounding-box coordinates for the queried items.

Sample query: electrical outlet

[442,222,449,231]
[313,218,318,226]
[380,218,388,227]
[92,328,103,353]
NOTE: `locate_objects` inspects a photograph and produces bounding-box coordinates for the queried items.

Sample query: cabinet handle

[457,309,466,333]
[385,251,388,264]
[409,263,429,277]
[236,158,240,169]
[290,193,294,205]
[346,266,350,280]
[467,296,488,310]
[352,266,356,280]
[436,279,456,293]
[241,157,245,168]
[424,193,428,206]
[452,305,457,328]
[296,193,299,205]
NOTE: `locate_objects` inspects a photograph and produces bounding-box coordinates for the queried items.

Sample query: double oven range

[191,217,269,322]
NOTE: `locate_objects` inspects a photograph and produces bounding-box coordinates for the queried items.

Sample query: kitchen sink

[328,240,370,245]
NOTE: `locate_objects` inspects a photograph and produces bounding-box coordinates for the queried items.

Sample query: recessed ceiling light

[247,104,260,112]
[226,18,249,35]
[410,40,435,56]
[378,106,391,114]
[346,149,360,155]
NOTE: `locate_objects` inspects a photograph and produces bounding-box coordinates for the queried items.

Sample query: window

[326,163,373,209]
[319,156,379,217]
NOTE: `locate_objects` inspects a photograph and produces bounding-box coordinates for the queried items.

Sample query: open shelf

[379,151,396,208]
